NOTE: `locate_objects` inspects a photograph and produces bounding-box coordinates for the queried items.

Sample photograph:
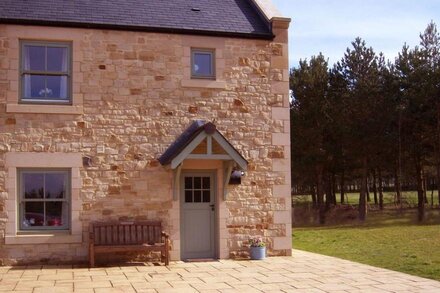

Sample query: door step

[185,258,217,262]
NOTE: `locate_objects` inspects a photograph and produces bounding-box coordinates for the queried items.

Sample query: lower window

[18,169,70,231]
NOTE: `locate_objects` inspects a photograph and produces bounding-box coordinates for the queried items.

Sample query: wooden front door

[181,172,216,260]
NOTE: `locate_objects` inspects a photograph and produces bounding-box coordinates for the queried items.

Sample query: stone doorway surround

[159,121,248,261]
[168,160,228,261]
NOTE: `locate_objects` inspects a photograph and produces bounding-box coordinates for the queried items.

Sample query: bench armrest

[161,230,170,265]
[161,231,169,239]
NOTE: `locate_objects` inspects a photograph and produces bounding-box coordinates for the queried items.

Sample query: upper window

[191,48,215,79]
[20,41,71,104]
[18,169,70,231]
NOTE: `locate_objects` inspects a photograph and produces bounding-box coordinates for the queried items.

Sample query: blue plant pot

[249,246,266,260]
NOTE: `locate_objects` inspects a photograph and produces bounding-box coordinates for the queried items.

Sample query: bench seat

[89,221,170,267]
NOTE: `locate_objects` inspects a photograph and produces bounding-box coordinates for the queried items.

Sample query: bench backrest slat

[91,221,162,246]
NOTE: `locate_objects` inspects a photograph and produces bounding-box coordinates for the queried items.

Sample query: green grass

[293,191,439,208]
[293,211,440,281]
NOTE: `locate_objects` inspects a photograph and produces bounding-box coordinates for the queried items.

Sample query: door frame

[180,170,218,260]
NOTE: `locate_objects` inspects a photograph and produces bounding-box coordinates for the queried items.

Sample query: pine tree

[419,22,440,207]
[334,38,383,221]
[290,53,330,223]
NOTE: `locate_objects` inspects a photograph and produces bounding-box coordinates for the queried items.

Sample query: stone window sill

[6,104,83,115]
[5,233,82,245]
[182,79,226,89]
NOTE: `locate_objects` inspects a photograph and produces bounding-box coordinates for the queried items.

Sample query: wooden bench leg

[89,244,95,267]
[165,239,170,266]
[161,250,169,266]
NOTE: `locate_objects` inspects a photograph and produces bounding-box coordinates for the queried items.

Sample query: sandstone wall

[0,23,291,264]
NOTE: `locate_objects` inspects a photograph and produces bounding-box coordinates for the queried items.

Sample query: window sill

[182,79,226,89]
[5,233,82,245]
[6,104,83,115]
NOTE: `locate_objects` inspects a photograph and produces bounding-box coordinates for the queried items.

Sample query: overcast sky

[272,0,440,68]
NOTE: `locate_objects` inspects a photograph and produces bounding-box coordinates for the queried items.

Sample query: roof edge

[0,18,274,40]
[249,0,290,22]
[158,120,248,169]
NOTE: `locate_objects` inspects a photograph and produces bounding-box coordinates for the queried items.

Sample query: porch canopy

[159,120,248,199]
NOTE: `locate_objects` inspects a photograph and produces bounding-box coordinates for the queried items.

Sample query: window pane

[45,173,66,199]
[23,74,46,99]
[24,202,44,227]
[185,190,192,203]
[202,177,210,189]
[184,177,193,189]
[46,75,68,100]
[24,45,45,71]
[194,190,202,202]
[47,47,68,72]
[193,52,213,76]
[194,177,201,189]
[46,202,64,226]
[203,191,210,203]
[23,173,44,199]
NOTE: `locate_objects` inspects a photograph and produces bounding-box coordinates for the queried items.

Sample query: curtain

[59,48,68,99]
[23,46,31,98]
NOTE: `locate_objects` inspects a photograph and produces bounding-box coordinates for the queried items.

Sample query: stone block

[272,159,290,172]
[268,150,284,159]
[273,184,290,198]
[5,117,15,125]
[271,81,289,94]
[274,211,290,224]
[272,107,289,120]
[0,192,8,200]
[272,133,290,146]
[284,121,290,134]
[273,236,291,250]
[271,56,287,69]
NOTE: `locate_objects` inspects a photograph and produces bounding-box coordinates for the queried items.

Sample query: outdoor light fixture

[229,170,245,185]
[82,156,92,167]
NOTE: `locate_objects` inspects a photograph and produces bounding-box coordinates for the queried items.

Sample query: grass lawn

[293,191,439,208]
[293,210,440,281]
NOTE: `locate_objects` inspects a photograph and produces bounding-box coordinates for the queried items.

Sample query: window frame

[18,168,71,232]
[191,48,216,80]
[19,40,72,105]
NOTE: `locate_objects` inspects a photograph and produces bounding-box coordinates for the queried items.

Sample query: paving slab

[0,249,439,292]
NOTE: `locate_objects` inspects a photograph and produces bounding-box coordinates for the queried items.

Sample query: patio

[0,249,439,292]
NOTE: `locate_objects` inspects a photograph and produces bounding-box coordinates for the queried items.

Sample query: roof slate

[0,0,272,39]
[159,120,207,166]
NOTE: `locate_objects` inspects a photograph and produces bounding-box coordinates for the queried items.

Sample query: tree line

[290,22,440,223]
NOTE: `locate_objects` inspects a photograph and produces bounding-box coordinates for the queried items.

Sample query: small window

[184,176,211,203]
[18,169,70,231]
[191,49,215,79]
[20,41,71,104]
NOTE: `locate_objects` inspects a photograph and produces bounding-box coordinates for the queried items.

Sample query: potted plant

[248,237,266,260]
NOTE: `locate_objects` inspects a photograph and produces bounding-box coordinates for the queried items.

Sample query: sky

[271,0,440,68]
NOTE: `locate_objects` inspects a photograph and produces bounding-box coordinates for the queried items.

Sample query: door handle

[209,204,215,211]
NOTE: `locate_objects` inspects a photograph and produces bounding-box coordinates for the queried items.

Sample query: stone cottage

[0,0,291,264]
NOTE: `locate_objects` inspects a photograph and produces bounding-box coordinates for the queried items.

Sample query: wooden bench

[89,220,170,267]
